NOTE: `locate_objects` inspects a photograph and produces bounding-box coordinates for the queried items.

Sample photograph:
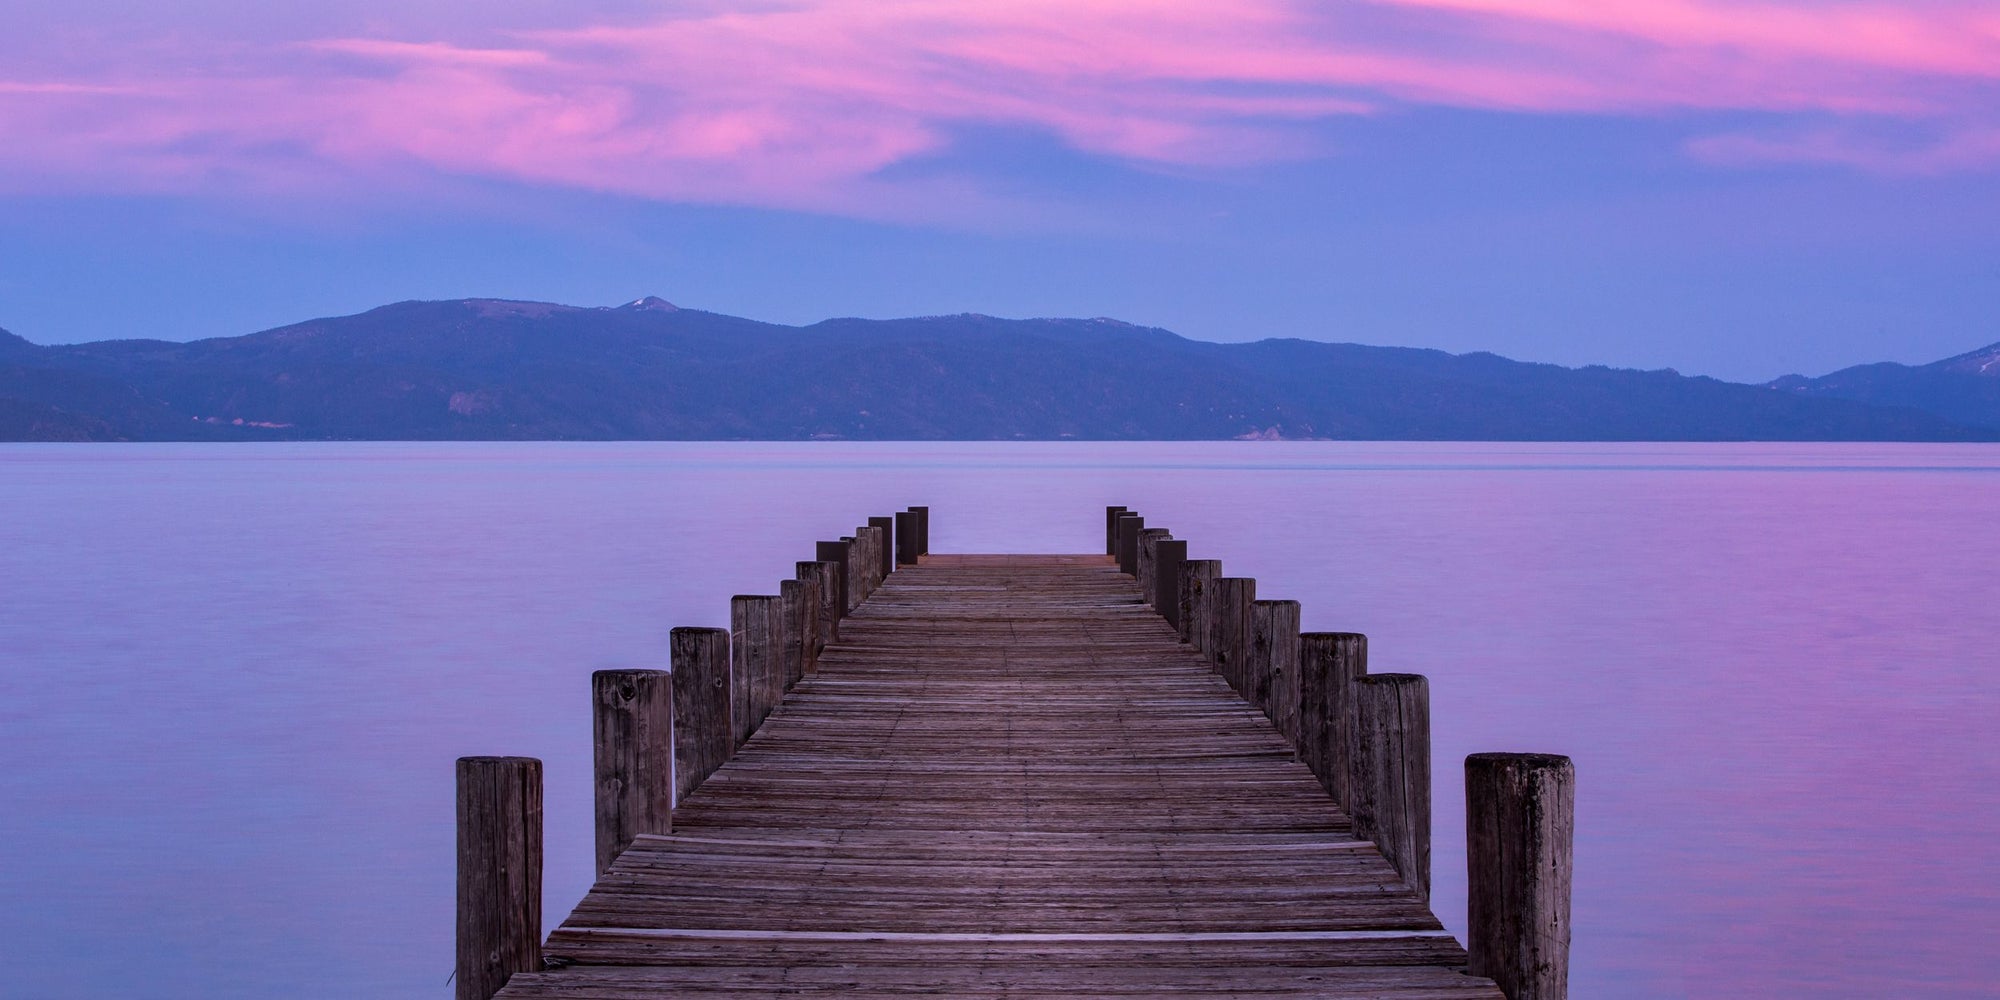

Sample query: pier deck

[495,554,1505,998]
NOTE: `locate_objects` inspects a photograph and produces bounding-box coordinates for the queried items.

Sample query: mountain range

[2,297,1996,441]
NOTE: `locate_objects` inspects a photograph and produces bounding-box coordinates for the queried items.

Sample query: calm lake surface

[1,442,1996,998]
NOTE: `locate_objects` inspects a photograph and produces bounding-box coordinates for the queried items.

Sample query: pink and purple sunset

[6,5,2000,999]
[4,0,1997,378]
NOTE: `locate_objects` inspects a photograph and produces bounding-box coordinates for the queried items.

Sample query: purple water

[1,442,1995,998]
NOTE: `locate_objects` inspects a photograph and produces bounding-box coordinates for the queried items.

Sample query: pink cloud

[1,0,1997,216]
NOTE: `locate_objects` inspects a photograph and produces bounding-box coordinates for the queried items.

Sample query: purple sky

[3,0,1998,380]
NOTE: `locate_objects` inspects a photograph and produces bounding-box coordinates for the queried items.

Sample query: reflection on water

[1,442,1995,998]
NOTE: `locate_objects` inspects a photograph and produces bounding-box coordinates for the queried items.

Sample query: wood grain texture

[498,556,1500,1000]
[458,756,542,1000]
[1212,577,1257,693]
[728,596,781,748]
[1115,513,1143,576]
[796,561,841,652]
[593,671,674,875]
[1354,673,1431,902]
[1250,599,1303,747]
[1467,753,1575,1000]
[778,579,814,690]
[1136,527,1171,604]
[853,525,886,601]
[1301,632,1367,811]
[1154,539,1187,629]
[814,541,851,617]
[670,627,731,803]
[867,516,895,582]
[1178,558,1222,651]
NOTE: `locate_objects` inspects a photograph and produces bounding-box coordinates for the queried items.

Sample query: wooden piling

[864,524,888,593]
[1211,577,1257,687]
[456,755,541,1000]
[1116,513,1144,576]
[845,531,870,601]
[1352,673,1430,901]
[669,626,731,802]
[1154,539,1187,627]
[911,505,930,554]
[895,511,919,565]
[815,541,851,615]
[1136,527,1171,602]
[729,595,781,747]
[868,516,895,579]
[848,532,872,600]
[796,560,841,651]
[1105,505,1127,555]
[1249,599,1303,745]
[1300,632,1367,810]
[1466,753,1575,1000]
[1177,559,1221,650]
[592,670,673,875]
[779,578,817,689]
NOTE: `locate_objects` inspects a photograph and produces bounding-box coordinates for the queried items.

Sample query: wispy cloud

[1,0,1995,216]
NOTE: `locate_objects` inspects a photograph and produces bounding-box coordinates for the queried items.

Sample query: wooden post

[729,595,781,747]
[1178,559,1221,649]
[1352,673,1430,901]
[815,540,851,615]
[797,560,841,651]
[1105,505,1127,555]
[1210,577,1256,687]
[868,515,895,578]
[456,756,541,1000]
[1466,753,1575,1000]
[1136,528,1171,603]
[851,526,882,601]
[1300,632,1367,810]
[1116,513,1144,576]
[864,524,887,593]
[911,505,930,554]
[592,670,673,874]
[1249,599,1303,745]
[845,531,869,601]
[670,626,731,802]
[779,578,817,689]
[1154,540,1187,628]
[895,511,919,565]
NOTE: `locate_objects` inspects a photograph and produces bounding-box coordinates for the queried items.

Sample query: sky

[2,0,1998,381]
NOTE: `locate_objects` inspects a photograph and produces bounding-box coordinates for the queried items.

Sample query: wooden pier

[459,507,1574,1000]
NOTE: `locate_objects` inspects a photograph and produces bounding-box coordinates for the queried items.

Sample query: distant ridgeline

[2,298,1997,441]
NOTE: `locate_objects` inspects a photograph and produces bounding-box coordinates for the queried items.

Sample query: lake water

[1,442,1995,999]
